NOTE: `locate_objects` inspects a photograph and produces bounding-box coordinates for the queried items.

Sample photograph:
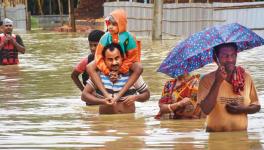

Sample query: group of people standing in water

[69,9,260,131]
[1,10,260,133]
[72,9,150,114]
[70,9,261,132]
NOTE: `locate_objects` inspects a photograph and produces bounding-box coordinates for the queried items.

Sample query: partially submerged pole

[58,0,63,26]
[25,0,31,31]
[152,0,163,40]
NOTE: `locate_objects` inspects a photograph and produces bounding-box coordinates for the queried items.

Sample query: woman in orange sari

[155,74,204,119]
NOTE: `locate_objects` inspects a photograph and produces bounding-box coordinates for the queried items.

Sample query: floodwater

[0,30,263,149]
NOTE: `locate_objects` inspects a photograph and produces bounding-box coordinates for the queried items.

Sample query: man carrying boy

[71,30,104,91]
[87,9,142,103]
[82,43,150,114]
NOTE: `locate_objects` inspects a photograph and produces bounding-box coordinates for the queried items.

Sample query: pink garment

[74,57,88,73]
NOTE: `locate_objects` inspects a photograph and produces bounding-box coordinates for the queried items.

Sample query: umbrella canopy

[157,23,264,78]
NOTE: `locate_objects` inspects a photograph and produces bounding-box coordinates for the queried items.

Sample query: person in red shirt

[0,18,25,65]
[71,30,104,92]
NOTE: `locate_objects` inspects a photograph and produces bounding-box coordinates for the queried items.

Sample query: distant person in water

[198,43,261,132]
[82,43,150,114]
[0,18,25,65]
[71,30,105,92]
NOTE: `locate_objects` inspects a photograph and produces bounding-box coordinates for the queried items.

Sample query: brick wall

[75,0,104,19]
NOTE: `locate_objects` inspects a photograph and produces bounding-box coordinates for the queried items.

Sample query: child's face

[107,19,119,35]
[89,41,99,55]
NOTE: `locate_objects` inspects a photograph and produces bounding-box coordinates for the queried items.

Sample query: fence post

[26,11,31,30]
[152,0,163,40]
[68,0,76,32]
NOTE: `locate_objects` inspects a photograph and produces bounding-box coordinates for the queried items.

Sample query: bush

[31,16,39,28]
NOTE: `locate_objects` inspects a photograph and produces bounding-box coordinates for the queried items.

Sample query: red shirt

[74,57,88,73]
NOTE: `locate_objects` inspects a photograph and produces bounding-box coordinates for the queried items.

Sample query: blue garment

[87,72,147,100]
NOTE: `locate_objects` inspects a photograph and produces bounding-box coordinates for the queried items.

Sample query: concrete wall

[213,2,264,37]
[0,4,26,30]
[104,2,264,38]
[104,2,153,37]
[34,15,68,29]
[162,3,216,37]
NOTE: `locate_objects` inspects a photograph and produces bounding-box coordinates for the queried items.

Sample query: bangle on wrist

[174,103,180,109]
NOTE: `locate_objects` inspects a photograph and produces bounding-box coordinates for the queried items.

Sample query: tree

[58,0,64,26]
[68,0,75,32]
[37,0,44,15]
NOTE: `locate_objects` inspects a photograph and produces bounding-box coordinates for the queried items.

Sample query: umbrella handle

[214,53,221,66]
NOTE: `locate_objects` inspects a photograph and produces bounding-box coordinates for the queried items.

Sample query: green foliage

[28,0,78,15]
[31,16,39,28]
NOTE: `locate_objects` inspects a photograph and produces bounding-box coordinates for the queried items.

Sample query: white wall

[104,2,153,37]
[213,2,264,37]
[104,2,264,38]
[0,4,26,30]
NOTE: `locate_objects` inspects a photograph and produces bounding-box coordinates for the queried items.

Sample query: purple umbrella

[158,23,264,78]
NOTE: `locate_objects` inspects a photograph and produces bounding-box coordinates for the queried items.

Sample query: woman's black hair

[88,30,105,42]
[102,43,124,58]
[213,42,238,62]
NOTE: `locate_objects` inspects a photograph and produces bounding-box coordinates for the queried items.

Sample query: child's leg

[87,61,111,99]
[115,62,143,101]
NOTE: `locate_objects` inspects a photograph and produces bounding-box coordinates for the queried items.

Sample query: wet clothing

[198,71,259,132]
[74,54,94,85]
[95,9,140,75]
[87,72,148,101]
[0,34,24,65]
[156,74,202,119]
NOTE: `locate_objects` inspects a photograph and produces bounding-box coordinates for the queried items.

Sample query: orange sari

[156,74,202,119]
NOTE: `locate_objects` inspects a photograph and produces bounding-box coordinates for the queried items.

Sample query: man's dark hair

[0,20,3,26]
[213,42,238,62]
[88,30,105,42]
[102,43,124,58]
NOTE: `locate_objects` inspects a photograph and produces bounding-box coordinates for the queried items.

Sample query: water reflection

[80,113,147,149]
[0,30,263,149]
[208,132,263,150]
[0,65,22,100]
